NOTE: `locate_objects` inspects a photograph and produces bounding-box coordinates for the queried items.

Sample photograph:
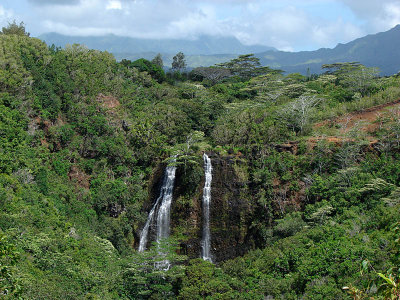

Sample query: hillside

[2,28,400,299]
[257,25,400,76]
[39,25,400,75]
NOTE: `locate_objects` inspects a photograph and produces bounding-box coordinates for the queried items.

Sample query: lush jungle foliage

[2,24,400,299]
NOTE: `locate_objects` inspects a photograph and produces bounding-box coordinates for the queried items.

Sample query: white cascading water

[138,196,160,252]
[138,162,177,254]
[201,153,213,262]
[154,164,177,270]
[155,164,176,242]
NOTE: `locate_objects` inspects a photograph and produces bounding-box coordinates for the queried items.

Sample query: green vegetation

[1,23,400,299]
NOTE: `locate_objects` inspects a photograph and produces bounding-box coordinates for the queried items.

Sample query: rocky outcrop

[134,162,165,249]
[206,153,254,262]
[171,153,254,262]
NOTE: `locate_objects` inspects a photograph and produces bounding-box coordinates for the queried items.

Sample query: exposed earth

[314,98,400,139]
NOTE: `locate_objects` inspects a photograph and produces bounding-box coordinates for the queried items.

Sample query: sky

[1,0,400,51]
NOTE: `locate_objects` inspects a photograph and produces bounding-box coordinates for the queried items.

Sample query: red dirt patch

[68,165,90,189]
[308,136,350,145]
[96,93,120,110]
[315,99,400,134]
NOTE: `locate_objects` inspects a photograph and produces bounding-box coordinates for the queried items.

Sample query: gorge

[2,26,400,299]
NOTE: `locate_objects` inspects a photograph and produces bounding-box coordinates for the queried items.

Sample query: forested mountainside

[2,26,400,299]
[257,24,400,76]
[40,25,400,75]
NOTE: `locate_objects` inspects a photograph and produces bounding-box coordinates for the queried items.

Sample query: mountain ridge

[256,24,400,75]
[38,25,400,75]
[38,32,275,56]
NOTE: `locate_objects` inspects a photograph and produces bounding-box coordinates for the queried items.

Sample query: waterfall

[155,164,176,243]
[201,153,213,262]
[138,196,160,252]
[138,162,177,253]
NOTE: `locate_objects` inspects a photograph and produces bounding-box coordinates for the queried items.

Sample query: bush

[274,212,306,238]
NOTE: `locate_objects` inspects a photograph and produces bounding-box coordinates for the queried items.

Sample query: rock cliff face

[134,162,165,250]
[139,152,255,263]
[137,141,379,260]
[205,152,254,262]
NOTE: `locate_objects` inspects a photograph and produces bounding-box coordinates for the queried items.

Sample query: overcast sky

[1,0,400,51]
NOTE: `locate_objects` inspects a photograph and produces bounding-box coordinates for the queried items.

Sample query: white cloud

[4,0,400,51]
[28,0,81,5]
[310,20,363,48]
[236,6,311,49]
[337,0,400,31]
[382,2,400,29]
[0,5,15,28]
[106,0,122,10]
[218,4,363,51]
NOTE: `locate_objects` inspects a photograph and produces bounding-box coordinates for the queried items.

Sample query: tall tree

[1,20,30,36]
[280,95,322,134]
[217,54,281,80]
[172,52,186,72]
[244,73,285,102]
[322,62,379,96]
[121,58,166,83]
[192,67,231,85]
[152,53,164,68]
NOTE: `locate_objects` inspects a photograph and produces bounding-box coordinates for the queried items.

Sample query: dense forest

[1,23,400,299]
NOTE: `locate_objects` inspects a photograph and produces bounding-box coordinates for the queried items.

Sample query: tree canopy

[1,25,400,299]
[151,53,164,68]
[172,51,186,72]
[192,66,231,85]
[1,20,30,36]
[217,54,282,80]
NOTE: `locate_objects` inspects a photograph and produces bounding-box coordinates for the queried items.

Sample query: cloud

[214,3,363,51]
[381,2,400,29]
[106,0,121,10]
[4,0,400,51]
[27,0,189,38]
[310,21,363,48]
[25,0,381,50]
[337,0,400,31]
[232,5,311,50]
[0,5,15,27]
[28,0,81,5]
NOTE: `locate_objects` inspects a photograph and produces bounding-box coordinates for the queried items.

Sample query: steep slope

[39,25,400,74]
[3,28,400,299]
[257,25,400,75]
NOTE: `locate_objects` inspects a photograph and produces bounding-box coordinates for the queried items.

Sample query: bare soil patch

[314,99,400,134]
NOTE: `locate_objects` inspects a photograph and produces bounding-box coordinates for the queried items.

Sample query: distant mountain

[38,32,275,56]
[39,26,400,75]
[256,24,400,76]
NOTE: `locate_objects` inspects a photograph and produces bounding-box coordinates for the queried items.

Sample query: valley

[1,23,400,299]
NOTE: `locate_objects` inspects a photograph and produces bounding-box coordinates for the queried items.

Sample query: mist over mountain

[39,25,400,75]
[39,32,275,56]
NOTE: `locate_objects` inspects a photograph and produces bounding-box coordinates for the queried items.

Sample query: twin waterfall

[138,154,213,263]
[201,153,213,262]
